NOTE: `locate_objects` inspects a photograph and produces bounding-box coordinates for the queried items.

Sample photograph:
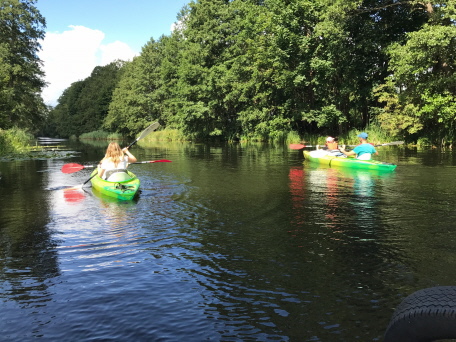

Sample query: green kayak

[303,150,397,171]
[90,169,140,200]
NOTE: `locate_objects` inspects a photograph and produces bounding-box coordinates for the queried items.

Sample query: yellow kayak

[303,150,397,171]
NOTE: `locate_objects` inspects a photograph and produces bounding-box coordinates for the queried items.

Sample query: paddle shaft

[62,159,172,173]
[125,122,160,149]
[289,141,404,150]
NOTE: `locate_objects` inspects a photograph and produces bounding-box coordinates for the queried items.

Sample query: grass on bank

[79,123,403,146]
[143,129,187,142]
[0,128,77,159]
[0,128,33,155]
[79,131,123,140]
[79,128,187,146]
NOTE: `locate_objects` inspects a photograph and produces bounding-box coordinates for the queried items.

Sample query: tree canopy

[46,61,125,138]
[0,0,47,132]
[20,0,456,144]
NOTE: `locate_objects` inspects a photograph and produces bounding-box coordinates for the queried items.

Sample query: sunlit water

[2,142,456,341]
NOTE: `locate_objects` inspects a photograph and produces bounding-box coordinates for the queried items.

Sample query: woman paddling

[98,142,137,181]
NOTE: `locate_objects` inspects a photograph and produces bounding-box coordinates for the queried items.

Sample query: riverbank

[0,129,76,160]
[0,128,33,155]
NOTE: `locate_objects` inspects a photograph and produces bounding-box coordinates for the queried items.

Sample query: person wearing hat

[339,132,378,160]
[317,136,345,157]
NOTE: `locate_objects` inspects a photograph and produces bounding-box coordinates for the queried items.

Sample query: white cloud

[39,25,138,106]
[99,41,137,66]
[170,18,186,33]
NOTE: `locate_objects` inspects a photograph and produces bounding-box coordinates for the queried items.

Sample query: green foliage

[0,127,33,154]
[285,131,301,144]
[374,79,423,136]
[45,61,125,138]
[416,137,433,147]
[377,1,456,144]
[79,130,122,140]
[0,0,47,132]
[107,132,123,140]
[302,105,347,128]
[104,44,163,135]
[42,0,455,145]
[141,128,186,143]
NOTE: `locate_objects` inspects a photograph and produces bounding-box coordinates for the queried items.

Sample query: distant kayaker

[98,142,137,180]
[317,136,345,157]
[339,132,378,160]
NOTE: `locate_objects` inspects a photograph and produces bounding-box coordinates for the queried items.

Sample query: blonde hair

[102,142,124,167]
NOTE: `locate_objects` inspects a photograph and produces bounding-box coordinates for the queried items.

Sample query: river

[0,140,455,341]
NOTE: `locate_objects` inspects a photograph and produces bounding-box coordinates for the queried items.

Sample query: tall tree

[307,0,429,134]
[104,36,181,135]
[377,1,456,143]
[46,61,124,138]
[0,0,46,131]
[45,0,454,143]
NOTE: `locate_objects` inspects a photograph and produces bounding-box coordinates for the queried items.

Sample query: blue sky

[36,0,190,105]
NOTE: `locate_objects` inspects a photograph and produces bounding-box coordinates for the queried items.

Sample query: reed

[287,123,399,146]
[341,124,397,146]
[0,128,33,155]
[79,130,123,140]
[285,131,301,144]
[142,128,186,142]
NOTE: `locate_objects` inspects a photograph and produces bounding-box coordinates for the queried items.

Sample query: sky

[36,0,190,106]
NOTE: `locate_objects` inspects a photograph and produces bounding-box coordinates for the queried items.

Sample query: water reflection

[0,159,60,311]
[63,189,86,203]
[288,167,306,225]
[300,165,396,236]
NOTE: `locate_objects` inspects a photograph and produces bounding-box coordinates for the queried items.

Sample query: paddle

[65,122,161,189]
[289,141,404,150]
[289,144,322,149]
[125,121,160,149]
[62,160,172,174]
[374,141,404,147]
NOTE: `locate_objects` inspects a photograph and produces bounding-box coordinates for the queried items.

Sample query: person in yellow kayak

[317,136,345,157]
[98,142,137,181]
[339,132,378,160]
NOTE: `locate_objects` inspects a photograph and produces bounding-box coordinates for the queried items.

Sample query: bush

[285,131,301,144]
[0,128,33,155]
[341,124,398,146]
[107,132,123,140]
[79,130,112,140]
[143,128,186,142]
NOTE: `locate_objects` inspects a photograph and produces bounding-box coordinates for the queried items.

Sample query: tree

[46,61,124,138]
[46,0,455,143]
[377,1,456,143]
[104,35,183,136]
[0,0,46,131]
[307,0,429,135]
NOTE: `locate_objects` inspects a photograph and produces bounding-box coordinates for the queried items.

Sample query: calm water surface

[1,141,456,341]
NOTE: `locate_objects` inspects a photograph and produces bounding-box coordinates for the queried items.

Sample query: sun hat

[326,136,335,142]
[357,132,368,139]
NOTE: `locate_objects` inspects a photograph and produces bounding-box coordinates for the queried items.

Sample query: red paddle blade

[61,163,85,173]
[289,144,306,150]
